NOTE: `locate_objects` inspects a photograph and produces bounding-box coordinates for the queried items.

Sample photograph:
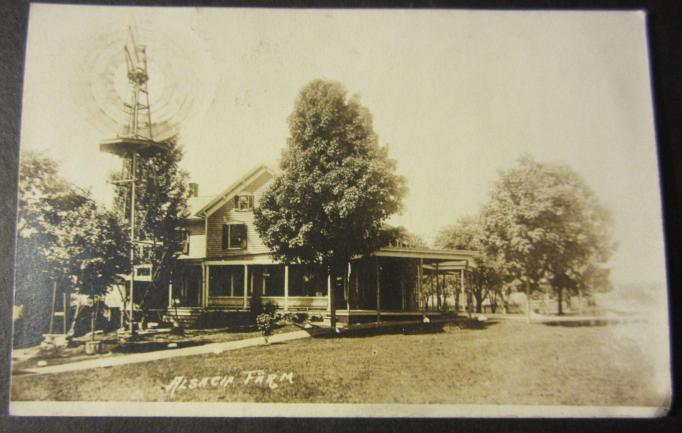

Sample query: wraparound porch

[168,247,477,327]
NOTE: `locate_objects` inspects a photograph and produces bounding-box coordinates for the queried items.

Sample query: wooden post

[129,153,136,336]
[203,264,209,308]
[243,265,248,309]
[49,279,57,334]
[347,262,351,313]
[284,265,289,312]
[328,267,337,332]
[430,268,435,311]
[168,282,173,309]
[461,268,467,316]
[62,291,67,334]
[435,262,441,311]
[418,258,424,318]
[376,258,381,323]
[327,271,332,313]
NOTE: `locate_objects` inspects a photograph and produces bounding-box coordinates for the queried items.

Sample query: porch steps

[163,308,254,329]
[163,308,204,328]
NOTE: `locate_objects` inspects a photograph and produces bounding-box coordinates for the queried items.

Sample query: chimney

[189,182,199,198]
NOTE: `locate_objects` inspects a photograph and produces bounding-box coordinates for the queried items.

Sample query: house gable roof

[186,195,216,221]
[194,164,276,218]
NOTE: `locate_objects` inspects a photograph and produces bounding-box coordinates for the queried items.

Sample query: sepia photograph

[7,4,672,417]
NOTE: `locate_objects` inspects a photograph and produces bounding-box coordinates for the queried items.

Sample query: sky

[20,5,667,288]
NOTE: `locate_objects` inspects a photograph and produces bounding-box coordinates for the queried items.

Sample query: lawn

[10,319,669,406]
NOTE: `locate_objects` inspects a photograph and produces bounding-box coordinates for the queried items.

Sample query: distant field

[11,319,669,407]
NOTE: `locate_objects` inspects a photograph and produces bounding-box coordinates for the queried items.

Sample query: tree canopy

[14,151,127,347]
[381,225,428,249]
[254,80,406,330]
[435,217,506,313]
[254,80,407,268]
[110,138,190,309]
[481,155,615,316]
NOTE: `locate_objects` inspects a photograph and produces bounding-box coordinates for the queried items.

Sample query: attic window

[234,193,254,211]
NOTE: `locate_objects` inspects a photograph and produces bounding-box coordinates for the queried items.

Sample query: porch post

[430,268,435,311]
[203,264,209,308]
[243,264,248,309]
[284,265,289,312]
[168,282,173,309]
[419,258,425,318]
[376,258,381,323]
[461,269,465,313]
[435,262,441,311]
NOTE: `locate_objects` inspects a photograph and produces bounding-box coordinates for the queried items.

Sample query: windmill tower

[100,27,168,336]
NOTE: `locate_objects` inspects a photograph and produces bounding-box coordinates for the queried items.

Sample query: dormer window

[234,193,254,211]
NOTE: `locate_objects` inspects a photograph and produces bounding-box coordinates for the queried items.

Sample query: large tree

[254,80,407,330]
[482,155,615,319]
[110,138,190,312]
[435,217,505,314]
[380,225,428,249]
[14,151,127,347]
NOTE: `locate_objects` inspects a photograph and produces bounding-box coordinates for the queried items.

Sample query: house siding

[205,171,273,258]
[177,220,206,259]
[187,220,206,259]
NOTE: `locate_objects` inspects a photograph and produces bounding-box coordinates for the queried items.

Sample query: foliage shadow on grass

[447,318,500,331]
[540,320,611,328]
[112,340,208,354]
[310,321,453,339]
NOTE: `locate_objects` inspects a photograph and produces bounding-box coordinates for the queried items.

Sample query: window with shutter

[230,224,247,249]
[235,193,254,211]
[221,224,229,250]
[222,224,247,250]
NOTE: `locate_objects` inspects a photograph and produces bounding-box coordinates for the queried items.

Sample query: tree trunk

[474,291,483,313]
[525,281,532,323]
[90,290,96,342]
[68,298,81,336]
[454,285,460,313]
[466,286,472,319]
[557,286,563,315]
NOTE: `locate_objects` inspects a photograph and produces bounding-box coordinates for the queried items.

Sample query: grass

[11,319,669,406]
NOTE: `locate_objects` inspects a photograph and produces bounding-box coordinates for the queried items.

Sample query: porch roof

[371,246,478,263]
[422,260,469,272]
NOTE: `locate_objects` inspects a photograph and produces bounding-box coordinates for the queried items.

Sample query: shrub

[263,301,278,317]
[256,313,275,343]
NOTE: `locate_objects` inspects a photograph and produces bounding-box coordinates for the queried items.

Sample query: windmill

[100,26,168,336]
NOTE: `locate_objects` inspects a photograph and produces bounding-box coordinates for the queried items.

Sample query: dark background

[1,1,681,432]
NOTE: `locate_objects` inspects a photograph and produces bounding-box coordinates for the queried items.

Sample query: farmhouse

[167,165,477,327]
